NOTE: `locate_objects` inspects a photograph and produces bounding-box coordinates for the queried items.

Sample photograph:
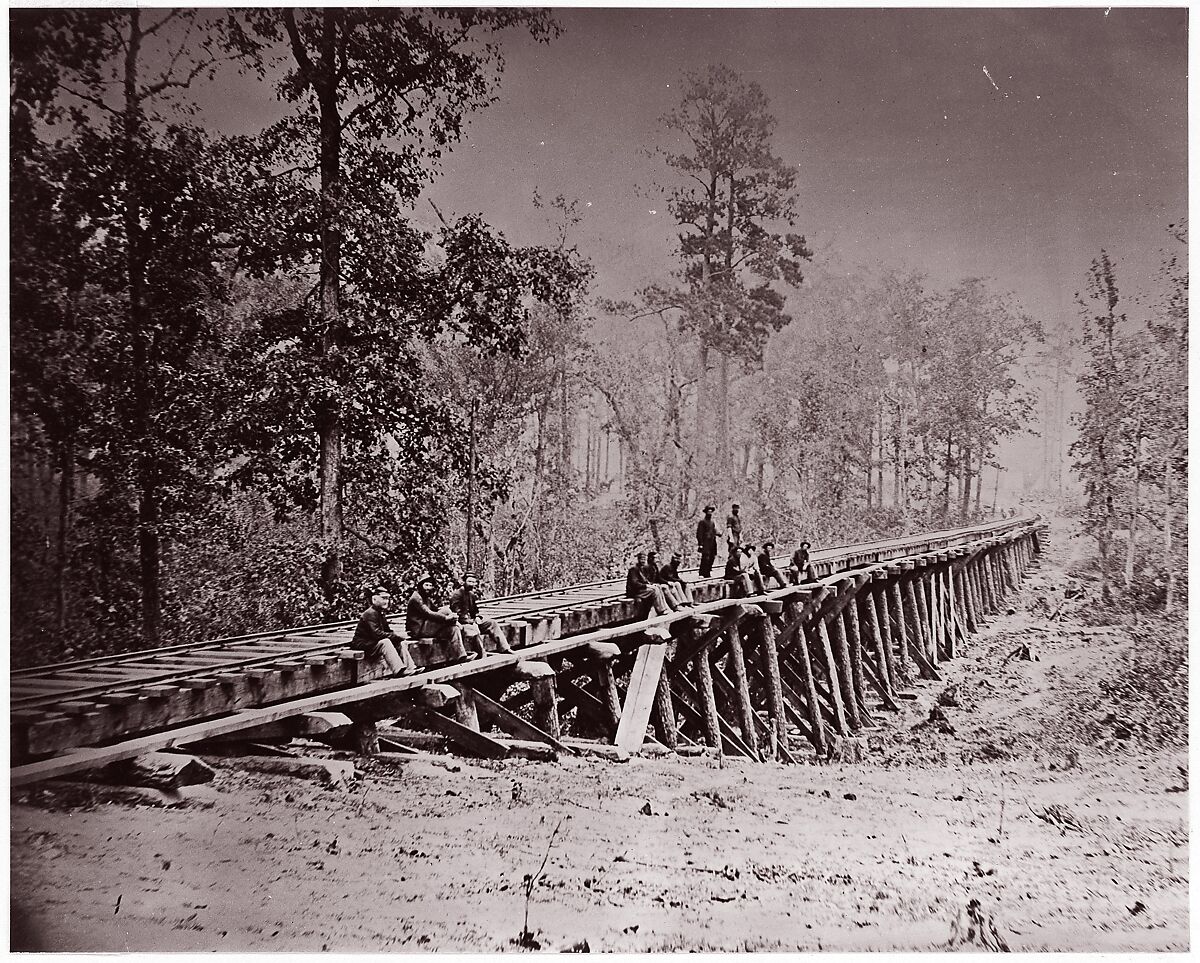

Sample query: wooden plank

[466,687,578,756]
[417,709,509,759]
[614,644,667,751]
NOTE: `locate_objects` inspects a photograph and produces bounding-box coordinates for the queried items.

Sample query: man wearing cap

[658,550,695,605]
[788,541,816,584]
[757,541,788,589]
[625,551,676,617]
[351,587,417,677]
[696,505,719,578]
[407,575,476,663]
[448,572,513,657]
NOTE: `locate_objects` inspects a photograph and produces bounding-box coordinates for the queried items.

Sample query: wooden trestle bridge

[11,516,1048,786]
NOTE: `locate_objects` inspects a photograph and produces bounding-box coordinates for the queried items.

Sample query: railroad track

[11,515,1039,767]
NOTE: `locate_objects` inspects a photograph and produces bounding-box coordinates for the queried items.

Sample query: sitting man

[625,551,676,617]
[658,551,695,605]
[448,571,514,657]
[788,541,816,584]
[646,550,691,609]
[351,586,417,677]
[406,575,477,663]
[757,541,788,590]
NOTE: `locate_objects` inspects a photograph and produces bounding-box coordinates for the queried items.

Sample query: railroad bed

[11,515,1047,785]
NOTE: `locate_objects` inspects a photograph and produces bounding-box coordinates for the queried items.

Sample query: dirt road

[11,518,1188,952]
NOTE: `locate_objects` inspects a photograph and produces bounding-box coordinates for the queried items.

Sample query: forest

[9,9,1183,666]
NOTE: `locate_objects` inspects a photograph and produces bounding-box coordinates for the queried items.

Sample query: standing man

[351,587,417,677]
[726,504,743,554]
[407,575,476,663]
[696,505,719,578]
[449,571,514,657]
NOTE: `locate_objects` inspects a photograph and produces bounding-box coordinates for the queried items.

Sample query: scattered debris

[946,898,1011,952]
[1028,803,1087,835]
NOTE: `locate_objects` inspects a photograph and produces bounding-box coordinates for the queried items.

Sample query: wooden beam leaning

[856,590,897,708]
[885,577,911,683]
[614,643,667,752]
[813,619,851,735]
[868,577,898,691]
[466,686,577,756]
[840,603,870,724]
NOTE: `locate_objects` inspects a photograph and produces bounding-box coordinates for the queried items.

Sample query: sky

[197,7,1187,333]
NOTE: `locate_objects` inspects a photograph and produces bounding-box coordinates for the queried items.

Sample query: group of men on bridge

[625,504,817,618]
[351,503,818,679]
[350,571,513,678]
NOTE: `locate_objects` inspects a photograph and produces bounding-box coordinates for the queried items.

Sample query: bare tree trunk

[695,341,710,486]
[54,435,75,636]
[865,423,875,508]
[973,451,984,515]
[942,433,952,519]
[960,445,973,522]
[717,348,731,491]
[876,402,885,509]
[1124,412,1144,589]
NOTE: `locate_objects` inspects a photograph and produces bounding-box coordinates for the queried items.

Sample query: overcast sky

[199,7,1186,335]
[427,7,1187,329]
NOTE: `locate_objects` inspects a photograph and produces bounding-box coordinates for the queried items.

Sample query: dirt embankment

[11,517,1189,952]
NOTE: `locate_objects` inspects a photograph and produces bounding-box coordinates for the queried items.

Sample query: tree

[1072,252,1127,602]
[656,64,812,495]
[226,9,579,606]
[11,9,248,645]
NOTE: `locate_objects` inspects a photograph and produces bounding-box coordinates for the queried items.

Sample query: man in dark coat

[788,541,816,583]
[696,505,719,577]
[726,503,743,554]
[625,551,674,617]
[658,551,695,605]
[757,541,788,590]
[407,575,476,663]
[448,572,513,657]
[351,587,417,676]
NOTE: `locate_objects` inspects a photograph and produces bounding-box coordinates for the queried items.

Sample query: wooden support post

[751,614,788,756]
[972,556,988,620]
[871,583,897,688]
[452,683,480,731]
[825,615,861,731]
[841,605,870,722]
[942,566,958,659]
[596,659,623,734]
[783,602,827,755]
[902,577,928,665]
[957,563,977,634]
[816,614,854,730]
[530,677,561,742]
[652,670,678,749]
[887,581,911,682]
[724,629,760,758]
[858,591,894,700]
[982,551,999,610]
[693,652,723,755]
[924,571,941,665]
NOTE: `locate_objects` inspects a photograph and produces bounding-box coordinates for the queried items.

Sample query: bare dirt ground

[11,517,1188,952]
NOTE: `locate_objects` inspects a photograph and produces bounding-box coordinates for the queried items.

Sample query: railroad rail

[11,515,1048,785]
